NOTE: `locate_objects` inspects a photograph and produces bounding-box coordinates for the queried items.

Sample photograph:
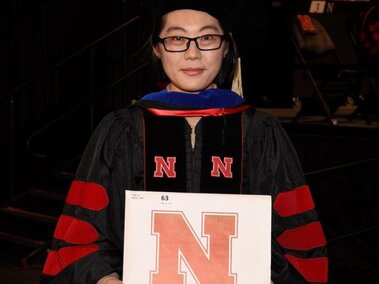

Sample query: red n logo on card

[151,211,237,284]
[211,156,233,178]
[154,156,176,178]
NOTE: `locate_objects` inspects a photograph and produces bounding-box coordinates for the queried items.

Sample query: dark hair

[150,10,239,89]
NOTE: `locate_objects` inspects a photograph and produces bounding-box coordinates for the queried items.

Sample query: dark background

[1,0,379,283]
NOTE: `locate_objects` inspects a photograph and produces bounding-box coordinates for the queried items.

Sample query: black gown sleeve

[41,109,138,284]
[246,110,328,284]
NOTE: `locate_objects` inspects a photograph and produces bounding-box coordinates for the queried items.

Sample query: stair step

[0,230,45,248]
[55,170,76,180]
[9,188,66,217]
[0,211,56,249]
[29,188,66,201]
[0,206,58,223]
[40,170,75,196]
[0,158,78,251]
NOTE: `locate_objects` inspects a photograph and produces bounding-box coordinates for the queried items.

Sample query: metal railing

[1,15,151,200]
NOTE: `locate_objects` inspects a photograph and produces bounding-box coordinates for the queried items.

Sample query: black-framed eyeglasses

[155,34,226,52]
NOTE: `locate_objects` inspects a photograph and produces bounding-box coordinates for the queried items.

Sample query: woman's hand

[102,279,123,284]
[97,273,122,284]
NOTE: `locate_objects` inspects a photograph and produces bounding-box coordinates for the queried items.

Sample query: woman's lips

[181,68,204,76]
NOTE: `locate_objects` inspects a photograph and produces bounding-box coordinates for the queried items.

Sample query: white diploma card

[123,190,271,284]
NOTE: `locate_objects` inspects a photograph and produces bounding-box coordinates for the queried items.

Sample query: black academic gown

[41,96,328,284]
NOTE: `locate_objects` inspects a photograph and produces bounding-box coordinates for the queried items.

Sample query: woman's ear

[223,43,229,58]
[153,44,161,59]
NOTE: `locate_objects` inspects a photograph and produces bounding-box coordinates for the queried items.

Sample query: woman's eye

[172,36,184,41]
[201,35,212,41]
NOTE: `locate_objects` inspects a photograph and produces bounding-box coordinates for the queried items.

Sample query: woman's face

[153,9,228,93]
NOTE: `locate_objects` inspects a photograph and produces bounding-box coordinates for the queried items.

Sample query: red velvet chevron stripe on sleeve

[274,185,328,282]
[273,185,315,217]
[285,254,328,283]
[42,180,109,277]
[43,244,99,276]
[276,221,326,250]
[53,215,99,244]
[66,180,109,211]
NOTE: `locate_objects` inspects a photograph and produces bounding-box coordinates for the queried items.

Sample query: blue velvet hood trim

[140,89,245,108]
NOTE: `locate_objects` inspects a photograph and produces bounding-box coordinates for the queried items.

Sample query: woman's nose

[184,41,201,59]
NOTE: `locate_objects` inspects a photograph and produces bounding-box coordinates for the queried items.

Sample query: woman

[42,1,328,283]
